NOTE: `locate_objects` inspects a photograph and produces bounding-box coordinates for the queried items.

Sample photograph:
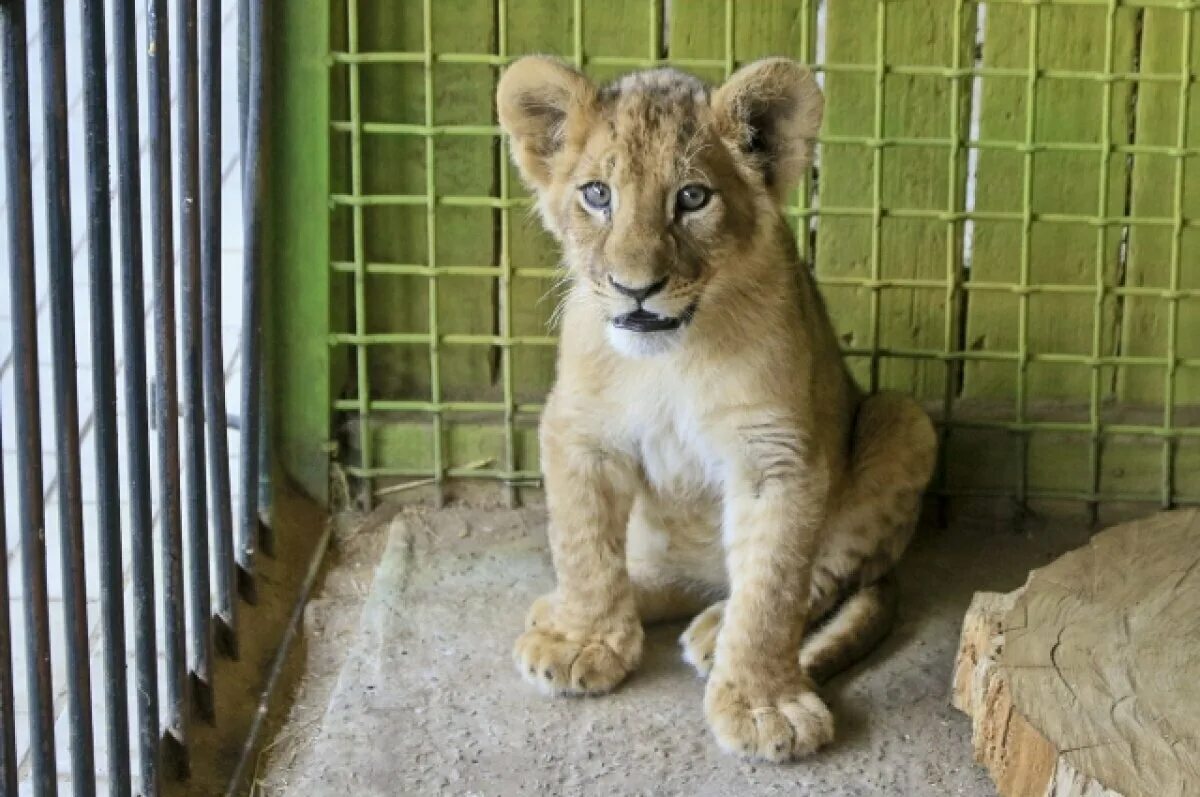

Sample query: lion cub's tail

[799,572,898,684]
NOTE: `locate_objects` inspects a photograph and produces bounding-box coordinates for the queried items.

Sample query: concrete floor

[258,503,1095,796]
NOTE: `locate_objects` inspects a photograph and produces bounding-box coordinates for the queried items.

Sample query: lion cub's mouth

[611,301,699,333]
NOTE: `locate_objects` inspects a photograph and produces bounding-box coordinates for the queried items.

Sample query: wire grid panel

[327,0,1200,510]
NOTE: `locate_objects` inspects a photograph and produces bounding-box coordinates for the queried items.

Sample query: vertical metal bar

[80,0,132,792]
[723,0,734,77]
[347,0,371,509]
[113,0,161,789]
[148,0,191,766]
[253,28,273,554]
[1089,0,1121,525]
[176,0,216,721]
[650,0,663,63]
[423,0,446,507]
[238,7,265,567]
[40,0,98,790]
[0,425,17,797]
[1015,3,1042,515]
[939,1,969,523]
[1162,6,1193,510]
[238,2,263,556]
[797,0,815,265]
[256,398,272,549]
[572,0,583,69]
[496,0,517,508]
[1,2,58,792]
[202,0,238,659]
[239,0,249,168]
[867,1,887,393]
[239,0,267,589]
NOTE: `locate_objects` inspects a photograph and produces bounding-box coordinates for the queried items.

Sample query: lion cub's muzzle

[606,274,699,333]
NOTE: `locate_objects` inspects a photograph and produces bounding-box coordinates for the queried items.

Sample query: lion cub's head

[497,56,822,358]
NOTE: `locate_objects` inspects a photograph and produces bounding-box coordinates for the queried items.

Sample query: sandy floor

[255,502,1094,796]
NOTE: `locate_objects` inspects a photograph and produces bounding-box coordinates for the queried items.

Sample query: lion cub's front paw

[704,671,834,762]
[513,594,643,696]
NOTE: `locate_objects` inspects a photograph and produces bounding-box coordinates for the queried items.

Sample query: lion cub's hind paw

[680,600,726,677]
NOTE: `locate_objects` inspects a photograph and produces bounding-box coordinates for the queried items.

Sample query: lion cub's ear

[712,58,823,199]
[497,56,597,191]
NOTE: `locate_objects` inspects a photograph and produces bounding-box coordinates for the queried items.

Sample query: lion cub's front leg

[513,416,643,696]
[703,437,835,761]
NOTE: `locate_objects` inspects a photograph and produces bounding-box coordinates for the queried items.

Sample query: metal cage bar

[80,0,133,791]
[202,0,239,657]
[937,0,970,519]
[323,187,1200,231]
[795,0,816,264]
[39,0,99,789]
[1086,0,1123,525]
[866,1,888,392]
[1162,7,1195,509]
[1,3,57,790]
[422,0,447,506]
[0,415,15,796]
[1013,3,1043,509]
[329,51,1200,81]
[112,0,162,790]
[496,0,517,507]
[148,0,191,765]
[238,0,267,594]
[176,0,216,721]
[346,0,373,508]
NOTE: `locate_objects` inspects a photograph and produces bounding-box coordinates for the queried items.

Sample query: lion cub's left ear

[712,58,823,199]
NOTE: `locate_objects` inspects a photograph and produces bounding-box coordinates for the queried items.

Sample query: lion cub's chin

[605,324,688,358]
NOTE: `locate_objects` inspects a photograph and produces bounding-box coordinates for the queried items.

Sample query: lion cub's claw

[513,594,643,696]
[704,676,835,762]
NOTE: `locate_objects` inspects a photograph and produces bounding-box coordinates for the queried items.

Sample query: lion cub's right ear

[497,56,597,191]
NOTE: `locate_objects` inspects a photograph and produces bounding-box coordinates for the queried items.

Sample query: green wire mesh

[327,0,1200,513]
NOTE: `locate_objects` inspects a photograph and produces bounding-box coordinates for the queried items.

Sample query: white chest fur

[613,372,724,500]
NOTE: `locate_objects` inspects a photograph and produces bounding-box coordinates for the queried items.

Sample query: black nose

[608,275,668,302]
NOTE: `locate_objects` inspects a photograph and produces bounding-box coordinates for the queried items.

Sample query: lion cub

[497,56,936,762]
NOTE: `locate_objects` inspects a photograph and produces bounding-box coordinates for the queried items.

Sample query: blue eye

[677,184,712,212]
[581,181,611,210]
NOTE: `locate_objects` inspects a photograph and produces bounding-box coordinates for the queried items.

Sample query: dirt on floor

[253,499,1097,797]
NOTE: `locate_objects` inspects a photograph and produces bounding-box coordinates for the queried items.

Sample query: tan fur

[498,56,937,762]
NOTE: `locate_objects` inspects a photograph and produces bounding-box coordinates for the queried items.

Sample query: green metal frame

[301,0,1200,513]
[269,0,339,505]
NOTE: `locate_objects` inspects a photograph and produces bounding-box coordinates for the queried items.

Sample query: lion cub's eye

[676,184,712,213]
[580,181,612,211]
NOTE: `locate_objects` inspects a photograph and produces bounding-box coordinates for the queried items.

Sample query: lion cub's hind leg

[679,581,897,683]
[798,575,897,682]
[680,599,725,675]
[680,392,935,683]
[823,391,938,583]
[800,391,936,679]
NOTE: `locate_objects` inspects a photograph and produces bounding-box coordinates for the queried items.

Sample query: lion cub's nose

[608,274,667,302]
